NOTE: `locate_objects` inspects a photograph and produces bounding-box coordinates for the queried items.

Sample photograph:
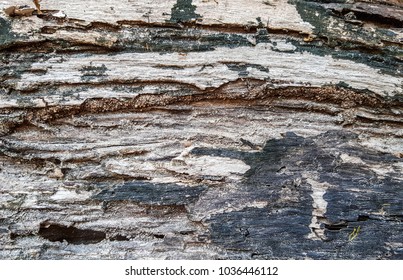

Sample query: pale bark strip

[0,0,402,259]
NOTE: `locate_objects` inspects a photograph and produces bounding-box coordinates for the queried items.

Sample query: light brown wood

[32,0,42,14]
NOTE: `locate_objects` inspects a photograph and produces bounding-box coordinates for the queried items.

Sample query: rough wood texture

[0,0,402,259]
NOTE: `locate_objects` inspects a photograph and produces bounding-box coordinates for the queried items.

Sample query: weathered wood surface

[0,0,402,259]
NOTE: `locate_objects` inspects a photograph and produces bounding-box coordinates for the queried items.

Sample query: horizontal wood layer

[0,0,402,259]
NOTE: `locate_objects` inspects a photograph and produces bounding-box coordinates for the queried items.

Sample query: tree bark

[0,0,402,259]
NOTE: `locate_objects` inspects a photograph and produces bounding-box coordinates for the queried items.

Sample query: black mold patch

[293,1,332,36]
[191,146,247,161]
[0,17,18,47]
[169,0,201,23]
[0,54,44,86]
[199,130,403,259]
[339,3,403,28]
[311,0,348,2]
[80,63,108,81]
[39,223,106,244]
[243,132,317,185]
[323,176,403,223]
[93,181,207,206]
[289,38,403,77]
[153,65,185,70]
[110,234,130,241]
[118,28,256,53]
[224,63,270,77]
[3,25,267,54]
[210,207,313,259]
[292,1,403,77]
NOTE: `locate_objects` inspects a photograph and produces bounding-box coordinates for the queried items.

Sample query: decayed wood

[0,0,402,259]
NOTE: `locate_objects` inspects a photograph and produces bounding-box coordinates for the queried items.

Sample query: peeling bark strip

[0,0,402,259]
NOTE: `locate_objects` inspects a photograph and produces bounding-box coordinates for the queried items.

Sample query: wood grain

[0,0,402,259]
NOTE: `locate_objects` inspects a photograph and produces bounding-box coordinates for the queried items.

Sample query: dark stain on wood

[39,222,106,244]
[169,0,201,23]
[193,130,403,259]
[93,181,208,206]
[80,63,109,82]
